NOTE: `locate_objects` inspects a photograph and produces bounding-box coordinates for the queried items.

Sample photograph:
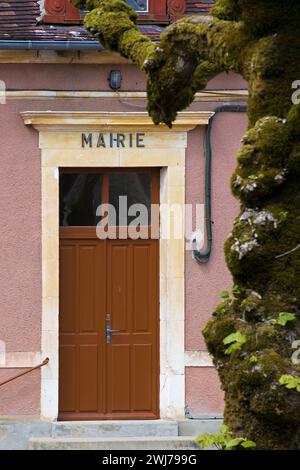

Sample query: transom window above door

[59,169,157,227]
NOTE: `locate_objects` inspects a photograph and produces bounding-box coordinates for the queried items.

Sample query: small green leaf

[224,342,241,355]
[195,433,217,449]
[271,312,296,326]
[277,312,296,325]
[279,374,292,385]
[196,433,224,449]
[220,290,230,299]
[232,285,241,296]
[223,331,246,355]
[220,424,229,435]
[279,374,300,392]
[223,331,246,345]
[241,440,256,448]
[226,438,244,449]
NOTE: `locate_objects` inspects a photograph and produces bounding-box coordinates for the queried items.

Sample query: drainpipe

[0,40,102,51]
[193,104,248,264]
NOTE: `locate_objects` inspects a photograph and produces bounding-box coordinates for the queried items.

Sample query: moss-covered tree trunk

[71,0,300,449]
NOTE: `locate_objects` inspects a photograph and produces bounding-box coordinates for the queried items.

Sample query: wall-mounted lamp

[108,70,122,91]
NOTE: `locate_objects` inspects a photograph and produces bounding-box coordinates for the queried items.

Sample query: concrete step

[28,436,199,450]
[178,419,222,437]
[52,420,178,438]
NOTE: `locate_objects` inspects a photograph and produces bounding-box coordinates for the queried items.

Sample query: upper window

[127,0,148,13]
[59,170,155,227]
[42,0,186,25]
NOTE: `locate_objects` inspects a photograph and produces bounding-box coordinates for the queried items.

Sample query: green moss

[236,144,257,167]
[203,316,236,357]
[287,104,300,140]
[212,0,240,21]
[254,117,290,161]
[84,10,135,51]
[246,325,277,350]
[240,291,264,322]
[247,32,300,125]
[287,143,300,176]
[231,116,294,207]
[120,29,157,69]
[238,0,300,37]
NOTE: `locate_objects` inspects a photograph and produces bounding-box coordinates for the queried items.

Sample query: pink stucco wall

[185,112,248,350]
[185,368,224,417]
[0,64,147,90]
[206,71,248,90]
[0,370,40,415]
[0,102,41,353]
[185,112,248,416]
[0,64,247,416]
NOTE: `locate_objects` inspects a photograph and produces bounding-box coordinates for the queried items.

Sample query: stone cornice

[21,110,215,131]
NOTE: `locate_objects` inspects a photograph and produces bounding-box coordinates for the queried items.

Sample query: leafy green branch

[196,425,256,450]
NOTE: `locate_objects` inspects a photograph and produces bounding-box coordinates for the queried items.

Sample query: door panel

[78,245,98,332]
[59,345,77,412]
[109,244,129,333]
[109,344,131,412]
[133,244,150,332]
[79,344,98,411]
[133,344,152,410]
[60,245,76,333]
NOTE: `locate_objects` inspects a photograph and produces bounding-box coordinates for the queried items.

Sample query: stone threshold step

[52,420,178,438]
[29,436,199,451]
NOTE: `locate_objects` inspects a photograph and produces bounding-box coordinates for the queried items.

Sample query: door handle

[105,315,121,344]
[105,317,111,344]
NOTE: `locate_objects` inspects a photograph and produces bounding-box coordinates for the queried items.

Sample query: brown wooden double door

[58,169,159,420]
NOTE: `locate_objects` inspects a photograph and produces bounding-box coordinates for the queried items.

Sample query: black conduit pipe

[193,104,248,264]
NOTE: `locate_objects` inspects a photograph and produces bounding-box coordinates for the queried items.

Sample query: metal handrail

[0,357,49,388]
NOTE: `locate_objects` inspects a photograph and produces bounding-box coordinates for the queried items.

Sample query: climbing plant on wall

[70,0,300,449]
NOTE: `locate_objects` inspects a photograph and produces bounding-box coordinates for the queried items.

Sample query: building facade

[0,0,248,443]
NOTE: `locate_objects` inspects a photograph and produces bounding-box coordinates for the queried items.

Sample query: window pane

[125,0,148,12]
[82,1,148,12]
[60,173,102,226]
[109,172,151,226]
